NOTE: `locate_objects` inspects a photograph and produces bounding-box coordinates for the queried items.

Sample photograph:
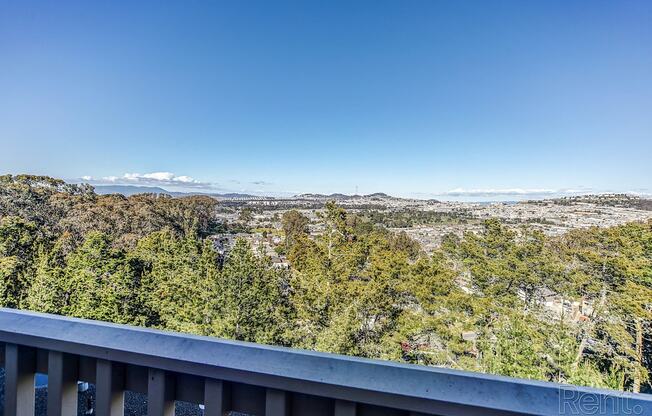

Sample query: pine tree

[212,239,289,344]
[25,245,64,313]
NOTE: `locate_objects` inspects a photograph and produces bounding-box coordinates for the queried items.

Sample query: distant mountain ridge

[94,185,172,196]
[93,185,441,202]
[93,185,255,199]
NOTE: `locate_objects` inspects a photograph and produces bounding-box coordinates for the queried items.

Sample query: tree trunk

[573,337,587,369]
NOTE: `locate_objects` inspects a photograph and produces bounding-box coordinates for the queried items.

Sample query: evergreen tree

[0,216,38,307]
[132,229,217,332]
[62,232,134,323]
[25,245,65,313]
[212,239,289,344]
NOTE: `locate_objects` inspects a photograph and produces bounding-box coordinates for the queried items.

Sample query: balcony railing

[0,308,650,416]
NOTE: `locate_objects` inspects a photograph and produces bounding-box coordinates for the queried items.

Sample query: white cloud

[79,172,285,195]
[83,172,214,189]
[121,172,201,184]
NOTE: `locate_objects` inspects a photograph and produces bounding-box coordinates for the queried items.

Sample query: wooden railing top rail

[1,308,651,416]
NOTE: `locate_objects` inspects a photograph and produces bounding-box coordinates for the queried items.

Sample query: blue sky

[1,1,650,200]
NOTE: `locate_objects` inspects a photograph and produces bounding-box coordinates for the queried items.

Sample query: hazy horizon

[56,177,645,203]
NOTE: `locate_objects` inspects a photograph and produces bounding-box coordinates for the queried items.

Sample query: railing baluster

[96,359,125,416]
[4,343,36,416]
[265,388,288,416]
[204,378,230,416]
[334,400,356,416]
[47,351,79,416]
[148,368,175,416]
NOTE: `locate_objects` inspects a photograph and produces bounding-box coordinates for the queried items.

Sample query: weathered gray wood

[148,368,175,416]
[204,378,230,416]
[334,400,356,416]
[266,388,288,416]
[47,351,79,416]
[96,359,125,416]
[4,343,36,416]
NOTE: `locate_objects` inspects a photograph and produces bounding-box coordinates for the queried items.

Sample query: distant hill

[93,185,255,199]
[529,193,652,211]
[93,185,442,202]
[94,185,173,196]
